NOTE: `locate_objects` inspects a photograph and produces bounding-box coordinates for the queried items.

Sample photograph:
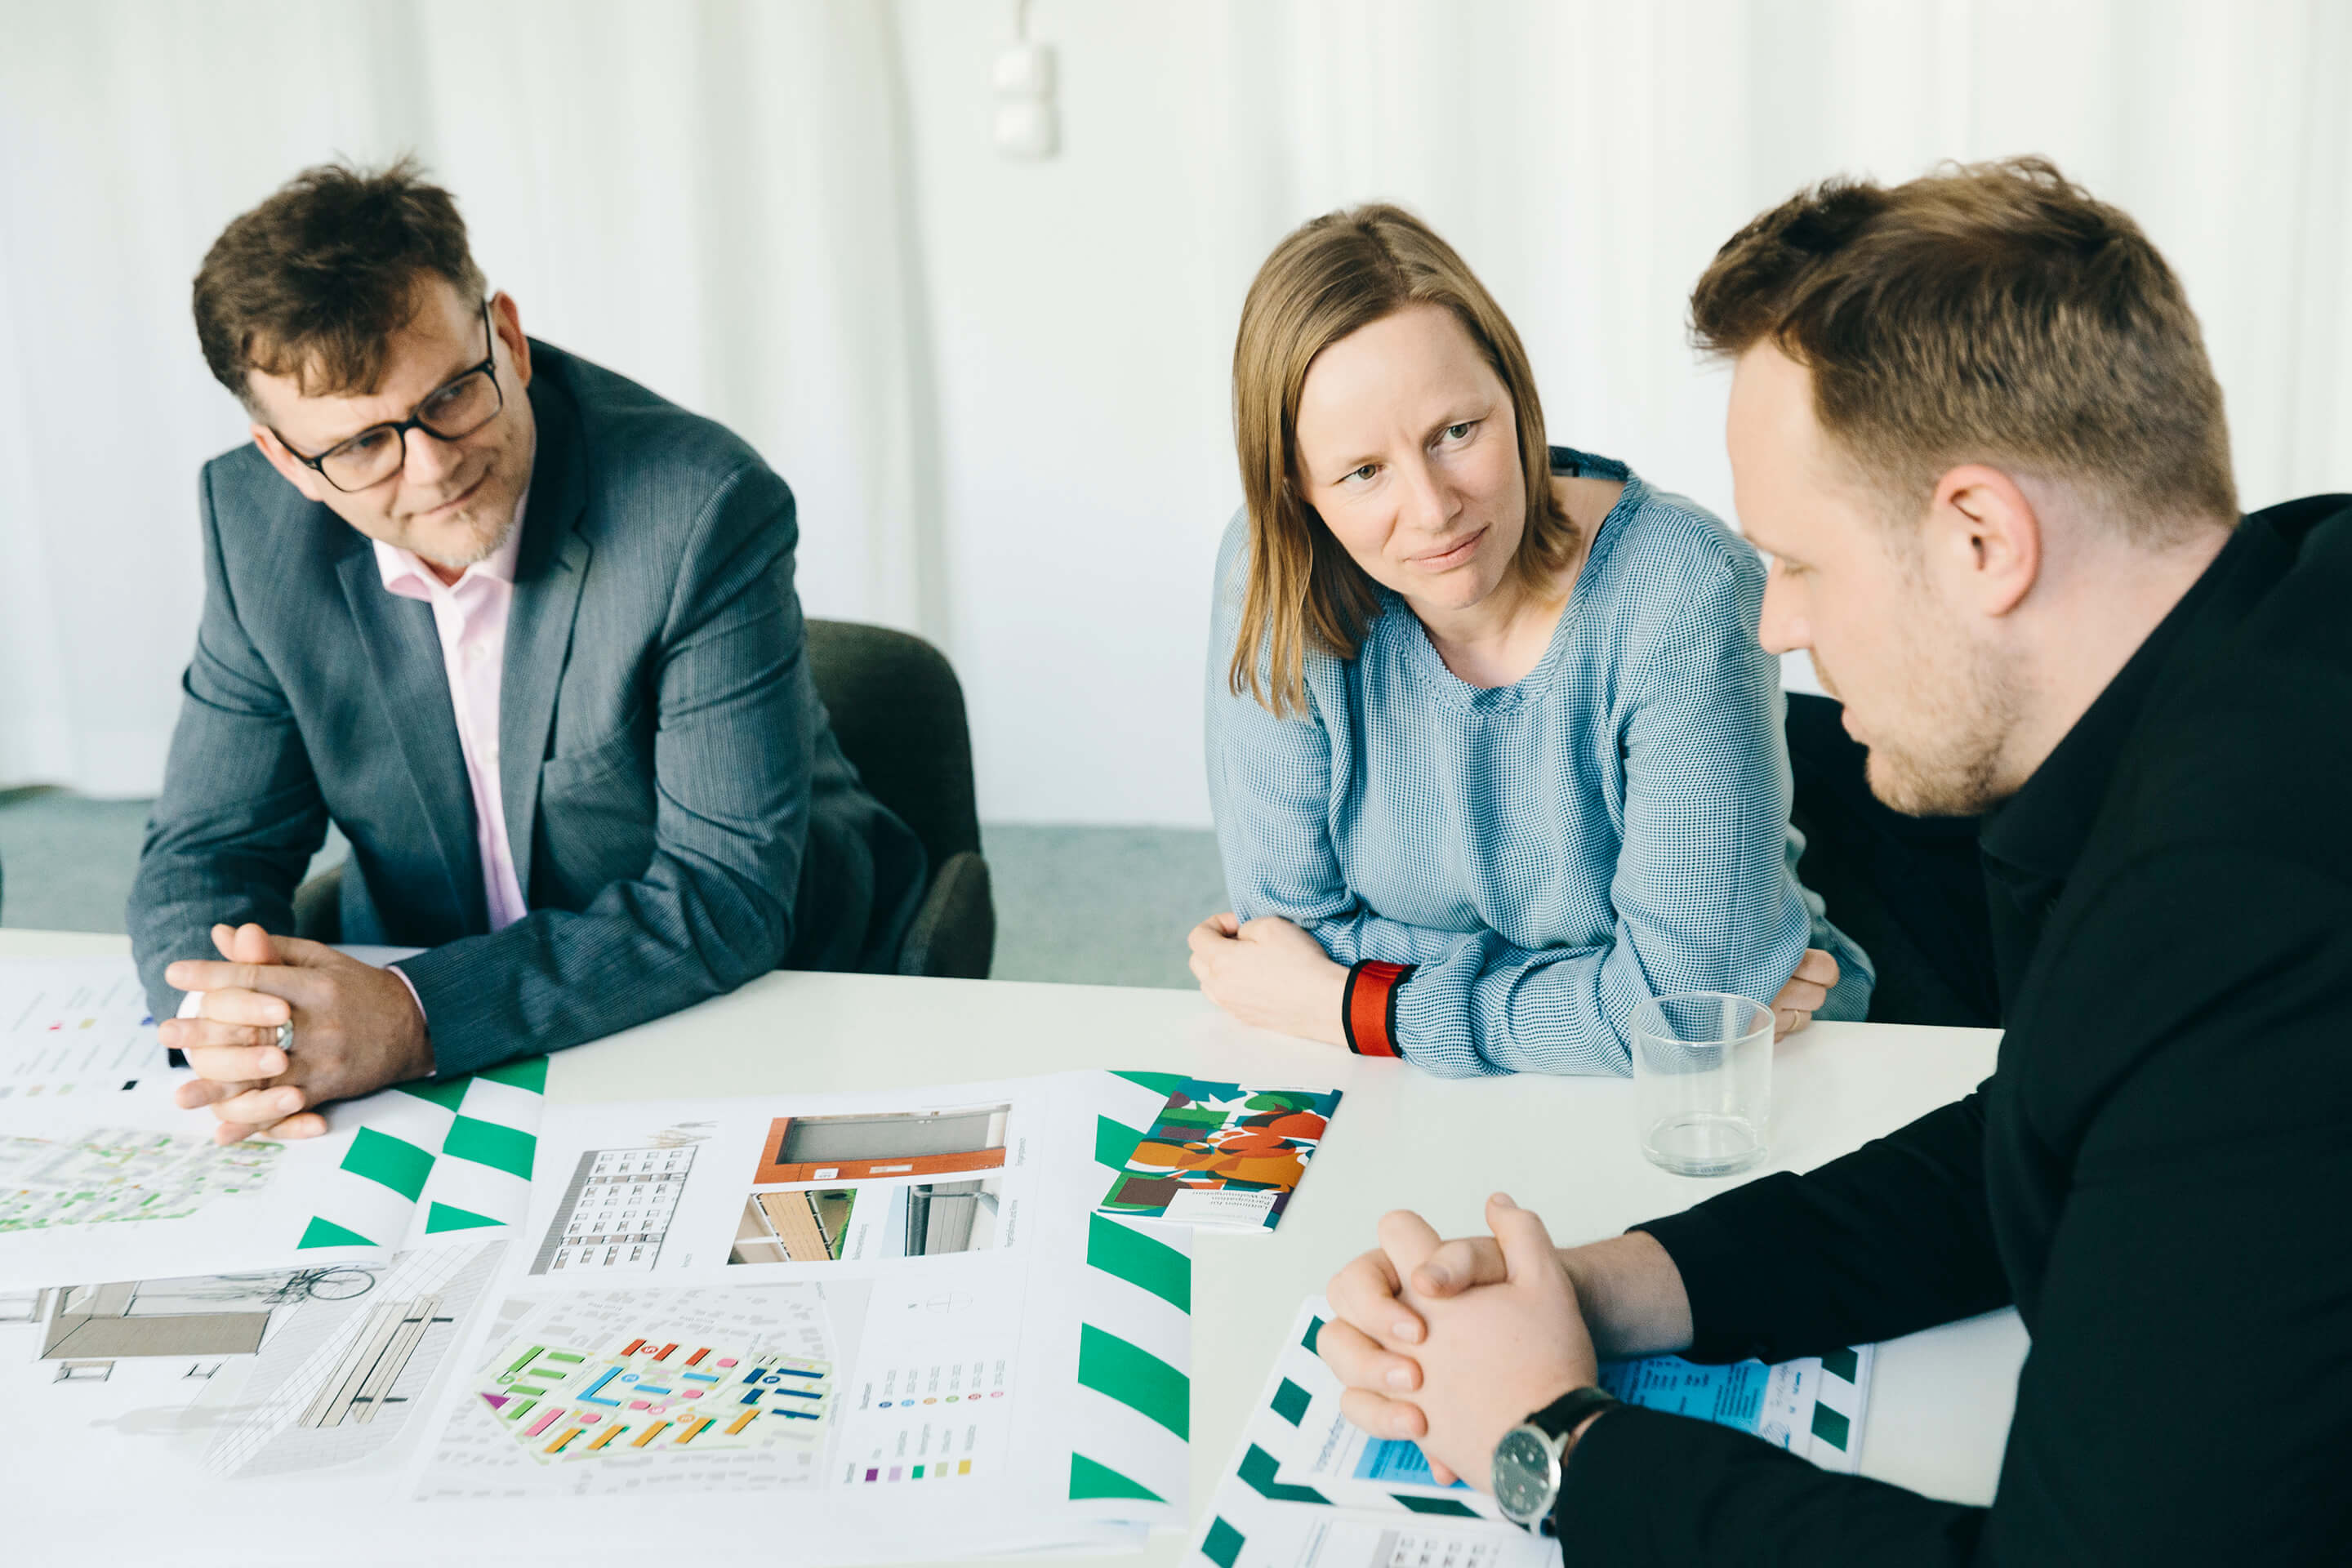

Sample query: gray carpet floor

[0,789,1226,991]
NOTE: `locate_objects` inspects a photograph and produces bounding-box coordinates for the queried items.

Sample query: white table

[5,931,2026,1562]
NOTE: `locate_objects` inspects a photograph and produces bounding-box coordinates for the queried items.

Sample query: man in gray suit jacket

[136,160,924,1142]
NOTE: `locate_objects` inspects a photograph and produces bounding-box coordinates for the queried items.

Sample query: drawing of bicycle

[176,1266,379,1306]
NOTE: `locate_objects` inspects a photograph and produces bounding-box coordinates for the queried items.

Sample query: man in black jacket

[1315,158,2352,1563]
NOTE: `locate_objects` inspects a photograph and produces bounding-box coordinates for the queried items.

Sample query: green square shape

[341,1125,434,1200]
[1301,1316,1324,1356]
[1069,1451,1165,1503]
[1394,1494,1480,1517]
[298,1215,377,1249]
[1237,1443,1326,1503]
[477,1055,549,1094]
[394,1076,473,1112]
[1200,1517,1245,1568]
[1112,1070,1186,1098]
[443,1115,535,1179]
[1811,1401,1852,1450]
[1076,1324,1189,1441]
[1270,1377,1312,1427]
[1086,1213,1191,1313]
[1094,1115,1147,1171]
[1820,1347,1860,1383]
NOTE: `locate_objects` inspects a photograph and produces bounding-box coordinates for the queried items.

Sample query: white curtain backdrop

[3,0,2348,824]
[0,0,942,796]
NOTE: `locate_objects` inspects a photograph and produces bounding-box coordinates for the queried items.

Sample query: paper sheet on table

[406,1068,1192,1560]
[1188,1297,1555,1568]
[1278,1337,1873,1490]
[0,956,172,1101]
[0,1240,503,1475]
[0,1055,548,1287]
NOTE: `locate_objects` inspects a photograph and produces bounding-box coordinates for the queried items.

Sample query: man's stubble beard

[406,448,523,571]
[412,503,514,572]
[1860,612,2027,819]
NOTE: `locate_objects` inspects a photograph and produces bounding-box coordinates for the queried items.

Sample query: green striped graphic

[394,1076,473,1112]
[1068,1452,1165,1503]
[479,1055,550,1094]
[1811,1401,1851,1450]
[342,1126,434,1200]
[1076,1324,1188,1440]
[1270,1376,1311,1426]
[1395,1494,1481,1517]
[1094,1115,1147,1170]
[1820,1347,1860,1383]
[1301,1315,1324,1355]
[443,1115,534,1178]
[1238,1442,1325,1503]
[1201,1518,1245,1568]
[297,1215,376,1250]
[1086,1214,1190,1312]
[1112,1070,1186,1097]
[425,1200,503,1233]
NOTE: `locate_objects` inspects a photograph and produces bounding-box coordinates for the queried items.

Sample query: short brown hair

[1690,157,2235,542]
[1229,203,1574,715]
[193,156,486,408]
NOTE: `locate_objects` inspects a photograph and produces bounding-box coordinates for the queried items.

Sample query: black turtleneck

[1555,495,2352,1565]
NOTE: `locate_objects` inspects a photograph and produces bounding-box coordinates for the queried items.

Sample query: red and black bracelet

[1341,960,1415,1058]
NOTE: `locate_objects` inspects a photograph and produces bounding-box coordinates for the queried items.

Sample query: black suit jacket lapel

[500,360,594,905]
[335,541,490,934]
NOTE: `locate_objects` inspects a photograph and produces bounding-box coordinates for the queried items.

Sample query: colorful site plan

[477,1327,832,1463]
[1,1125,282,1232]
[1095,1078,1341,1232]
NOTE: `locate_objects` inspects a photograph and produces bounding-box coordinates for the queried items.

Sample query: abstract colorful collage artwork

[1097,1080,1341,1232]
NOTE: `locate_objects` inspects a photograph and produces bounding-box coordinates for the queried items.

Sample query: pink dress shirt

[372,497,531,934]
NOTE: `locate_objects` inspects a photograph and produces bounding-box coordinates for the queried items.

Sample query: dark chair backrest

[1784,692,1997,1027]
[804,620,982,872]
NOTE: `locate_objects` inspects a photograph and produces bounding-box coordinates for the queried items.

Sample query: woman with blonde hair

[1190,204,1871,1074]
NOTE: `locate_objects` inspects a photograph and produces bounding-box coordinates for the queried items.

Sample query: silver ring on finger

[274,1020,294,1056]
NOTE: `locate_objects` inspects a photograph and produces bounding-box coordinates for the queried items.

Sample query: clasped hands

[161,921,435,1144]
[1316,1195,1598,1491]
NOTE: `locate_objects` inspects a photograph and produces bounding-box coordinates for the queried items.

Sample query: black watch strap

[1528,1383,1622,1445]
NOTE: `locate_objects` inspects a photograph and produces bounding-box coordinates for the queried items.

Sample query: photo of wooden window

[751,1103,1011,1184]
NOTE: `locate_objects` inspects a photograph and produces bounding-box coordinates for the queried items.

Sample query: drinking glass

[1632,992,1772,1177]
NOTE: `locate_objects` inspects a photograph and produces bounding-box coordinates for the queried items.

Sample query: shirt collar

[372,486,530,602]
[1976,516,2255,884]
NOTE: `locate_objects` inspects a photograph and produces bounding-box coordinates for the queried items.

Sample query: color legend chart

[841,1349,1012,1490]
[0,956,166,1098]
[475,1329,832,1464]
[860,1458,974,1482]
[532,1145,696,1274]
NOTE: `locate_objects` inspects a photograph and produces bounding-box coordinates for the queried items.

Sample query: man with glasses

[132,158,924,1138]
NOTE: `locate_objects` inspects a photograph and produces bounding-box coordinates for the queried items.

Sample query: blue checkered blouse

[1205,448,1874,1077]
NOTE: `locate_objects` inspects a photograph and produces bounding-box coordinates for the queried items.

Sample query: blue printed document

[1279,1326,1873,1493]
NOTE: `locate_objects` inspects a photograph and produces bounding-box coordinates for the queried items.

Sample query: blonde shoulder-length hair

[1229,203,1574,716]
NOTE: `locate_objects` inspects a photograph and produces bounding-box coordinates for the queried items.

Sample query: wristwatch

[1491,1386,1621,1533]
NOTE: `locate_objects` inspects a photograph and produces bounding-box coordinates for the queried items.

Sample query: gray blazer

[130,343,925,1076]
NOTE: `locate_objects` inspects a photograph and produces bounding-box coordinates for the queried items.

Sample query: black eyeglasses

[274,299,505,492]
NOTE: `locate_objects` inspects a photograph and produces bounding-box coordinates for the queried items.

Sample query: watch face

[1492,1428,1552,1522]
